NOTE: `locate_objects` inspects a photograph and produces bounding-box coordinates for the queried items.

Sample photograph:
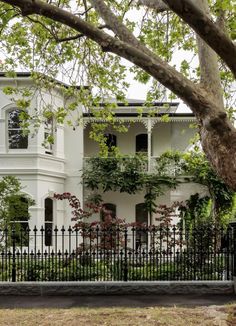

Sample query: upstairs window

[44,118,54,155]
[8,109,28,149]
[136,134,148,153]
[104,133,117,151]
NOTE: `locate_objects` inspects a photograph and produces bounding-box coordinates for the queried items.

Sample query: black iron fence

[0,224,235,282]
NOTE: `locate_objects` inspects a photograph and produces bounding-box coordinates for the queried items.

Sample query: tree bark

[138,0,169,13]
[163,0,236,78]
[196,0,224,108]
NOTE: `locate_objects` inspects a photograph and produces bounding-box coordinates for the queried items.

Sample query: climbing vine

[155,149,235,227]
[83,149,235,227]
[83,154,178,216]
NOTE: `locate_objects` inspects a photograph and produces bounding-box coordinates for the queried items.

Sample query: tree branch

[1,0,236,190]
[138,0,169,13]
[0,0,228,120]
[196,0,223,108]
[162,0,236,78]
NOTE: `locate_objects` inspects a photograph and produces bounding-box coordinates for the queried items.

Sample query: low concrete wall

[0,281,234,296]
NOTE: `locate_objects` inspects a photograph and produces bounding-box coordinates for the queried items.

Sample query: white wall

[84,120,195,157]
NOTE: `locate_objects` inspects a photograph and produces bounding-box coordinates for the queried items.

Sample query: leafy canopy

[0,0,235,128]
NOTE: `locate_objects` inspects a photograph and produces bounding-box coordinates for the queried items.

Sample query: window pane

[45,198,53,222]
[135,203,148,249]
[136,134,148,153]
[8,109,21,129]
[100,203,116,221]
[8,109,28,149]
[45,198,53,246]
[44,118,54,154]
[9,196,30,222]
[104,134,117,150]
[9,196,30,246]
[8,130,28,149]
[44,132,53,154]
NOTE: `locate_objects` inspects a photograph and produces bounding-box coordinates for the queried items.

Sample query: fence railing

[0,225,235,282]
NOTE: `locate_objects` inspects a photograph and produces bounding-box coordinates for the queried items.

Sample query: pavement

[0,294,235,309]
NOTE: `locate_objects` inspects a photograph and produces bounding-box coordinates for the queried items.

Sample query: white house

[0,73,207,247]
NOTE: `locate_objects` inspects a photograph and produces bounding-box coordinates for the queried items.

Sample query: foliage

[0,176,34,228]
[155,150,235,226]
[0,253,227,281]
[54,191,128,251]
[83,155,147,193]
[0,176,21,225]
[0,0,235,191]
[0,0,234,111]
[178,193,212,229]
[83,154,178,214]
[0,0,235,136]
[54,192,92,222]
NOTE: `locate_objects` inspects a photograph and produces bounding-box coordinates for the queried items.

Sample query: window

[44,118,54,155]
[135,203,148,249]
[136,134,148,153]
[44,198,53,246]
[104,133,117,151]
[8,195,30,246]
[100,203,116,221]
[100,203,117,250]
[8,109,28,149]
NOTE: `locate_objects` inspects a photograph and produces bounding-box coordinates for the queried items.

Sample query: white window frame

[7,108,28,150]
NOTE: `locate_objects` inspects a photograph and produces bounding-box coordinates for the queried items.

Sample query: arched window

[104,133,117,151]
[45,198,53,246]
[8,195,30,246]
[8,109,28,149]
[135,203,148,249]
[100,203,116,221]
[136,134,148,153]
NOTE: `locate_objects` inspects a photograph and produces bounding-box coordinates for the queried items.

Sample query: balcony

[83,155,188,177]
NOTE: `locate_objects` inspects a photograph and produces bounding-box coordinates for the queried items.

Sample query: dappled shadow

[0,294,235,309]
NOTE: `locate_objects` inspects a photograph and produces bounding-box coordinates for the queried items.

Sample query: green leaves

[0,176,34,231]
[157,149,235,225]
[83,154,178,213]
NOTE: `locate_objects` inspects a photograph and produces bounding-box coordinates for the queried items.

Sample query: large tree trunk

[194,0,236,191]
[200,123,236,191]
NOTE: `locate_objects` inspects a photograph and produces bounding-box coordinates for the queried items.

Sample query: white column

[147,119,152,172]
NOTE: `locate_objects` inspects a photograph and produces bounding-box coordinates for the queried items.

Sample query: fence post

[229,221,236,294]
[123,227,128,282]
[11,226,16,282]
[233,226,236,278]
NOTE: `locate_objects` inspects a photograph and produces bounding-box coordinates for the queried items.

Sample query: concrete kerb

[0,281,234,296]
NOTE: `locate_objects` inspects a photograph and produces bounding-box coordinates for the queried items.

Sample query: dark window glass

[45,198,53,246]
[135,203,148,249]
[44,118,53,155]
[8,109,28,149]
[104,133,117,151]
[136,134,148,153]
[100,203,116,221]
[9,195,30,246]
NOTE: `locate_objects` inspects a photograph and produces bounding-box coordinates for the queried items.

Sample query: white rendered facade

[0,74,208,236]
